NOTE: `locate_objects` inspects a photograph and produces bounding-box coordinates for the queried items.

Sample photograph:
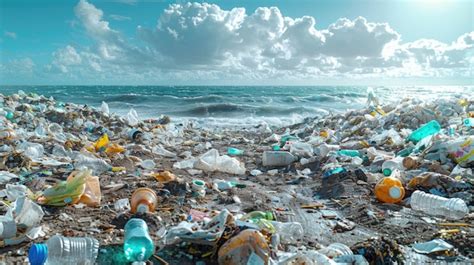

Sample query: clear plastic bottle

[381,156,404,176]
[407,120,441,143]
[74,154,112,175]
[124,218,154,262]
[410,190,469,220]
[271,221,304,244]
[28,235,99,265]
[262,151,297,166]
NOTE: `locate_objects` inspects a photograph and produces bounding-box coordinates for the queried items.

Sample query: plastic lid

[383,168,392,176]
[389,187,402,199]
[29,244,48,265]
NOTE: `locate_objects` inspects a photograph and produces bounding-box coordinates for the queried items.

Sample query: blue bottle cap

[29,243,48,265]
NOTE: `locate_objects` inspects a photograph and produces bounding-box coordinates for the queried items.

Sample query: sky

[0,0,473,85]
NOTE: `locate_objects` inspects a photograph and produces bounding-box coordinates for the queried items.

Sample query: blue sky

[0,0,473,85]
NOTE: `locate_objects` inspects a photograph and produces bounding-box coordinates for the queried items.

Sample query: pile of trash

[0,89,473,264]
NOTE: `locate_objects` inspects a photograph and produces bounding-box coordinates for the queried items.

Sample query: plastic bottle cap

[383,168,392,176]
[29,244,48,265]
[389,187,402,199]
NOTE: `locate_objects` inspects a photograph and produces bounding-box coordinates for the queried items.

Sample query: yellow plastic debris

[37,170,89,206]
[105,143,125,156]
[94,134,109,152]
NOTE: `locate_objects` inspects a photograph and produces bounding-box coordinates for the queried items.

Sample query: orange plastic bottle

[374,177,405,204]
[131,188,157,214]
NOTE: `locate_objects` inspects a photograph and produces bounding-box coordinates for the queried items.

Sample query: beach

[0,89,473,264]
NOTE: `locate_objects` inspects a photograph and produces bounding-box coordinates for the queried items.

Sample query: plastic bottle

[128,128,143,141]
[407,120,441,143]
[319,243,353,259]
[272,221,304,244]
[337,149,362,157]
[317,143,340,157]
[74,154,112,175]
[262,151,297,166]
[241,211,273,221]
[28,235,99,265]
[464,118,474,127]
[191,179,206,198]
[381,156,404,176]
[374,177,405,204]
[124,218,154,262]
[227,147,244,156]
[323,167,346,178]
[410,190,469,220]
[131,188,157,214]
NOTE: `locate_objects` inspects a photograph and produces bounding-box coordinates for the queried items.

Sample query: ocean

[1,86,471,128]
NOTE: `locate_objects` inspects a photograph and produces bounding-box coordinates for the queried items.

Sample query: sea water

[1,86,471,128]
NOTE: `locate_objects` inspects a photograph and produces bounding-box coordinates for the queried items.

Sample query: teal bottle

[227,147,244,156]
[337,150,361,157]
[407,120,441,143]
[124,218,154,262]
[464,118,474,127]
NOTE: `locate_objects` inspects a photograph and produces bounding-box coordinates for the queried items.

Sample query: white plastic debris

[194,149,246,175]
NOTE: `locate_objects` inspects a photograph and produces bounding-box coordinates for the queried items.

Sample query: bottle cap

[389,187,402,199]
[29,244,48,265]
[383,168,392,176]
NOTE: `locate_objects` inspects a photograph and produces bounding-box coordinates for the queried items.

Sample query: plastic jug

[407,120,441,143]
[131,188,157,214]
[411,190,468,220]
[28,235,99,265]
[217,229,270,265]
[374,177,405,203]
[124,218,154,262]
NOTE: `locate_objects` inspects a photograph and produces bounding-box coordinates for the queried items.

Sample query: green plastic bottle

[241,211,273,221]
[124,218,154,262]
[407,120,441,143]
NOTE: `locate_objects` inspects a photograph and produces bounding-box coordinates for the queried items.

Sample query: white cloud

[33,1,474,83]
[4,31,17,39]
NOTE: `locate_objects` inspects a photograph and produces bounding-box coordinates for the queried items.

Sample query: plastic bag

[37,170,89,206]
[194,149,246,175]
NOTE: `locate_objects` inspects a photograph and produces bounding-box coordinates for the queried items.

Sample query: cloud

[109,14,132,21]
[4,31,17,39]
[24,0,473,83]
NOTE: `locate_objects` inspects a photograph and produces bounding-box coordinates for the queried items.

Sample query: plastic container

[381,156,404,176]
[124,218,154,262]
[128,128,143,141]
[262,151,296,167]
[74,154,112,175]
[463,118,474,127]
[374,177,405,204]
[131,188,157,214]
[317,144,340,157]
[407,120,441,143]
[227,147,244,156]
[191,179,206,198]
[217,229,270,265]
[0,129,16,140]
[28,235,99,265]
[319,243,353,259]
[241,211,273,221]
[337,149,361,157]
[410,190,469,220]
[272,221,304,244]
